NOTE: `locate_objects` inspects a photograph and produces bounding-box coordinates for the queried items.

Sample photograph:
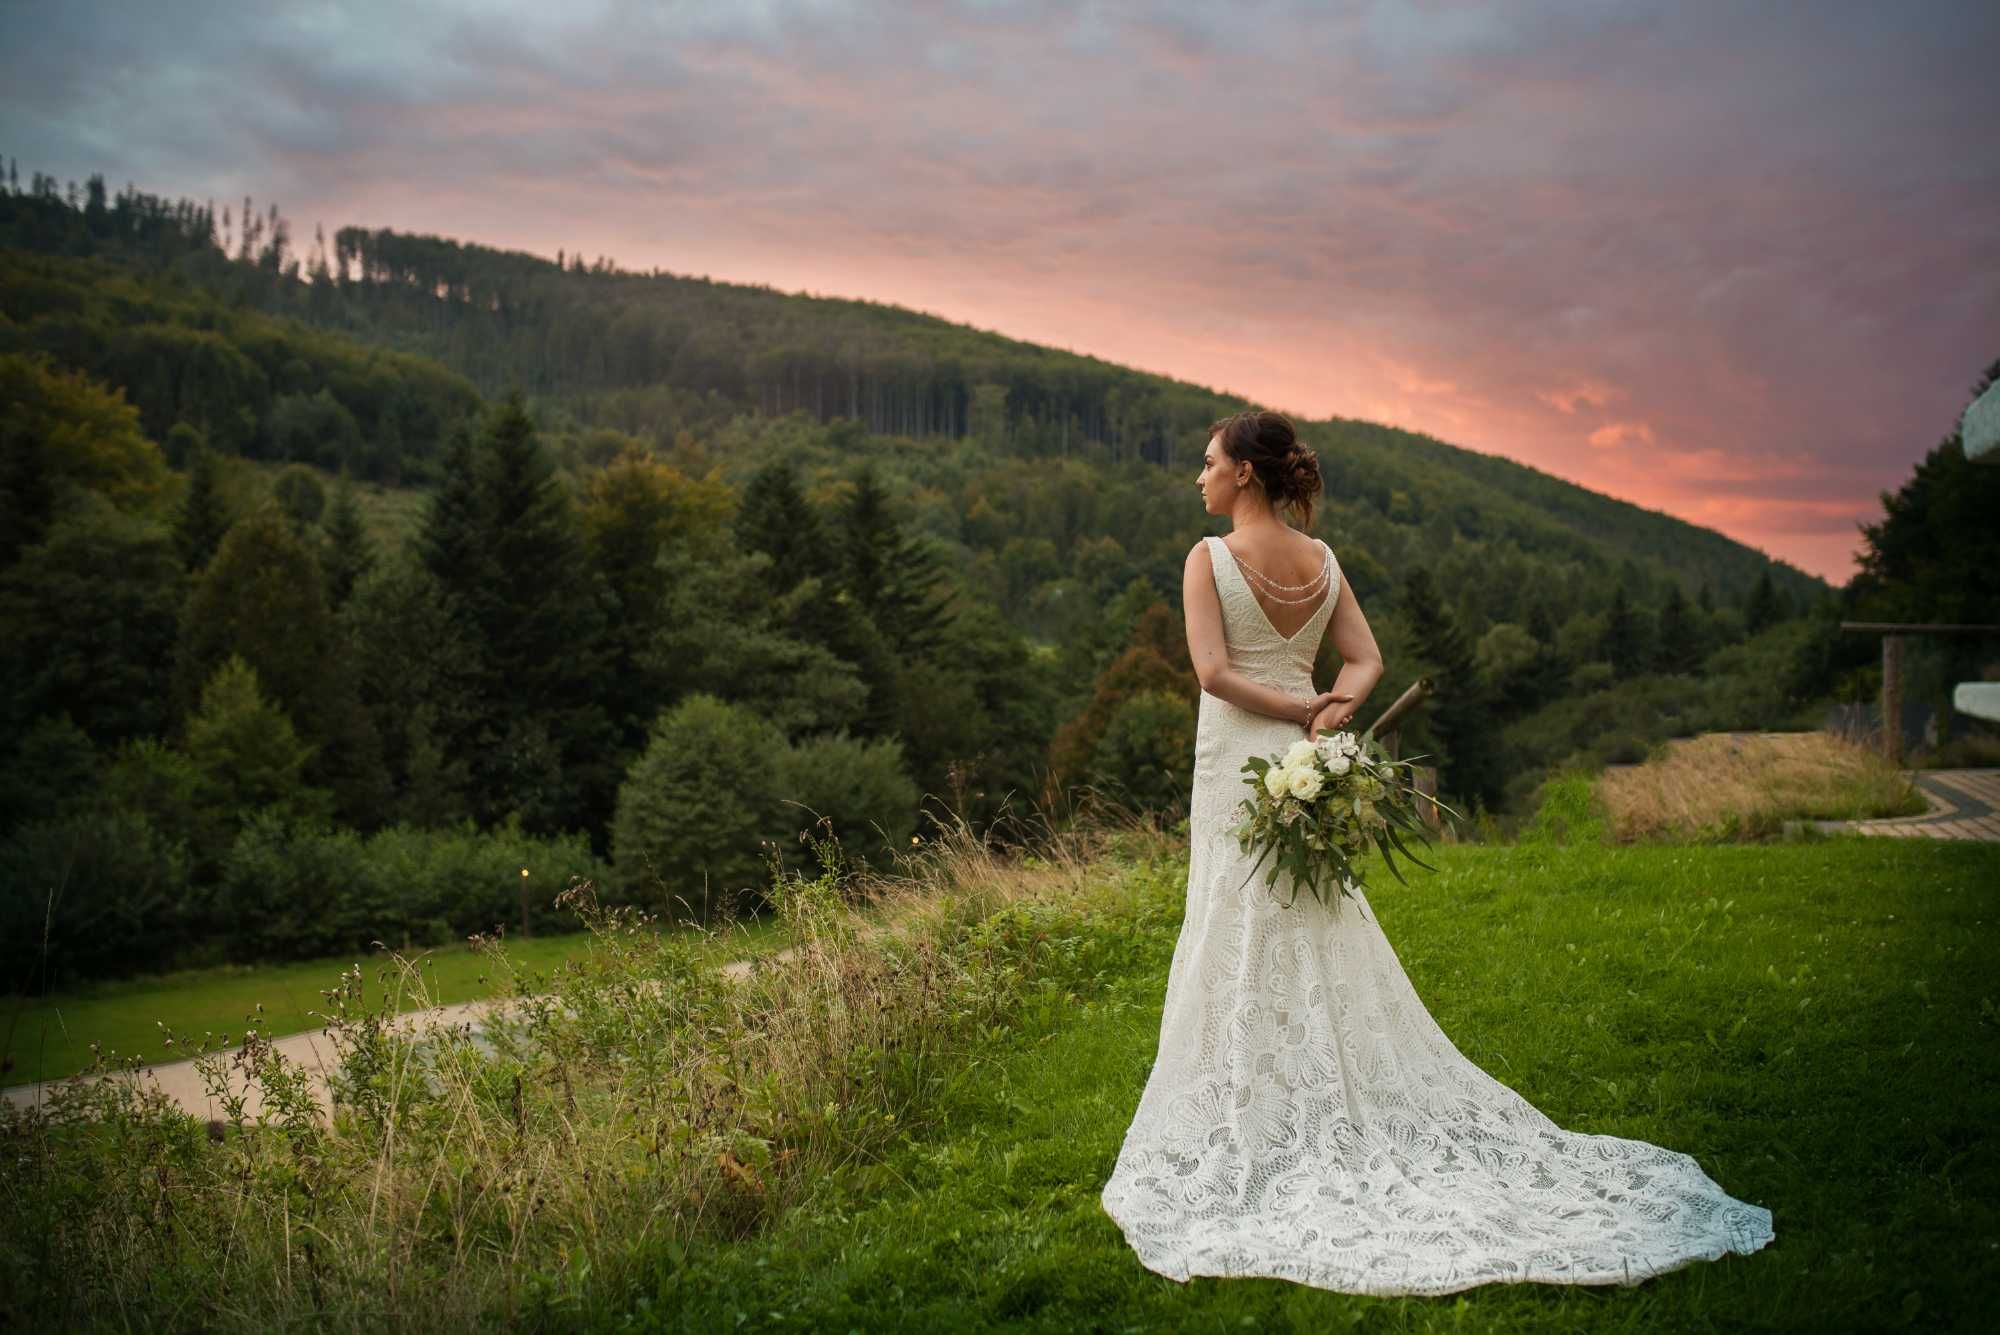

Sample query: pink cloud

[1586,420,1655,449]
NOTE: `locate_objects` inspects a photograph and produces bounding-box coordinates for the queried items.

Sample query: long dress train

[1099,534,1775,1296]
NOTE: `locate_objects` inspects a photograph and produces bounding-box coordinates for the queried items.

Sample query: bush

[613,694,791,922]
[363,818,607,942]
[0,808,191,988]
[271,463,326,528]
[774,730,920,875]
[217,813,383,961]
[1516,772,1608,847]
[1086,688,1196,818]
[214,815,613,964]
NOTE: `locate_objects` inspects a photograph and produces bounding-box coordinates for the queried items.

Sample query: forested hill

[0,172,1822,614]
[5,168,1887,988]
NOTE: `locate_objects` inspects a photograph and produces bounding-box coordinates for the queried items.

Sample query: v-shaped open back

[1208,534,1338,650]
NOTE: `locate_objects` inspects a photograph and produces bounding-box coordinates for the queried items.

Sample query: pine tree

[418,425,490,595]
[1600,585,1640,676]
[417,392,610,831]
[840,463,954,658]
[1653,585,1700,674]
[1400,566,1501,808]
[175,509,384,825]
[1744,569,1778,634]
[173,445,231,571]
[734,458,826,592]
[320,476,373,609]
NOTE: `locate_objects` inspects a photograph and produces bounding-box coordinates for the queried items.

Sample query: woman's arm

[1184,542,1347,727]
[1309,568,1386,736]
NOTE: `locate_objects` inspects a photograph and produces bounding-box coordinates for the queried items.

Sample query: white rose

[1284,738,1319,770]
[1328,753,1352,777]
[1286,766,1324,800]
[1263,765,1290,798]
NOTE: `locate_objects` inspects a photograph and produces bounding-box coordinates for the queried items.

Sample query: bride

[1099,409,1775,1295]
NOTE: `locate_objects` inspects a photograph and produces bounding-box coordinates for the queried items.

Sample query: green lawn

[621,836,1999,1332]
[2,915,786,1089]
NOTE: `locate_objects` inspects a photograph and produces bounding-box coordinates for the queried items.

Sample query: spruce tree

[320,476,373,610]
[734,459,825,593]
[840,462,954,659]
[1400,566,1501,808]
[175,509,385,825]
[416,392,609,832]
[173,445,231,572]
[418,425,490,597]
[1603,585,1643,676]
[1744,569,1778,634]
[1653,585,1700,674]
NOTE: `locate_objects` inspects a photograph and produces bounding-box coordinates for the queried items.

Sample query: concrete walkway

[2,948,796,1128]
[1807,768,2000,841]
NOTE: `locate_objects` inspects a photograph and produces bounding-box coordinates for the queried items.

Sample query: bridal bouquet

[1232,729,1459,911]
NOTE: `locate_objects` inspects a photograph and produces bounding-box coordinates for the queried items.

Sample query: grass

[630,835,2000,1333]
[3,808,1994,1332]
[1595,731,1929,842]
[1,916,786,1089]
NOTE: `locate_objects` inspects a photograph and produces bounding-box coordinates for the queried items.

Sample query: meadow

[1,917,784,1089]
[2,788,1994,1332]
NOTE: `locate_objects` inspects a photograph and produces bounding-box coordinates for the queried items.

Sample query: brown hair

[1207,409,1321,529]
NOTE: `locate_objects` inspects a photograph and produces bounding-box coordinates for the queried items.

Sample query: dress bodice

[1203,534,1338,690]
[1190,534,1341,839]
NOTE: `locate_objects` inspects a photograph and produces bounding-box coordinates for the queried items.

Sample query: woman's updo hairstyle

[1208,409,1322,530]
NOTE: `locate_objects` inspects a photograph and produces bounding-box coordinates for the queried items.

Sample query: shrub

[363,818,608,941]
[1517,772,1609,847]
[1086,688,1196,818]
[0,808,191,988]
[773,730,920,875]
[613,694,790,922]
[217,813,384,961]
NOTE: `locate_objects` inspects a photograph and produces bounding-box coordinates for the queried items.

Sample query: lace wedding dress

[1099,534,1775,1296]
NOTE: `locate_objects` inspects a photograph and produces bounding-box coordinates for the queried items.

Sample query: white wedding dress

[1099,534,1775,1295]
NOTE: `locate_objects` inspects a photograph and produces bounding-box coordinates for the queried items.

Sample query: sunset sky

[5,0,1997,584]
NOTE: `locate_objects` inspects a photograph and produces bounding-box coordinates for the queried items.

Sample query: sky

[5,0,1997,585]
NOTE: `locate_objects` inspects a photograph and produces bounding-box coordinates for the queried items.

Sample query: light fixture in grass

[1231,729,1461,911]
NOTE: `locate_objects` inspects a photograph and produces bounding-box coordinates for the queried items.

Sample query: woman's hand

[1312,699,1360,739]
[1303,691,1353,737]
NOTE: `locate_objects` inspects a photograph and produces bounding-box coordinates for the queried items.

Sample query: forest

[3,166,1991,991]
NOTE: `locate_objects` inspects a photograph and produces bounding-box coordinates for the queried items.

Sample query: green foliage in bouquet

[1231,730,1461,911]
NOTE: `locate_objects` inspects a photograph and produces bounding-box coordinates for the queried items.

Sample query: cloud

[4,0,1996,582]
[1586,421,1655,449]
[1540,378,1623,415]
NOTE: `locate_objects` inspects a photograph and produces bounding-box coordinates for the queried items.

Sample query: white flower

[1338,730,1361,757]
[1284,738,1319,770]
[1263,765,1290,798]
[1287,766,1324,800]
[1328,753,1352,777]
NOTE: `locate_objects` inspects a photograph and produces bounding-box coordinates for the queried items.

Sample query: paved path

[2,948,796,1128]
[1808,768,2000,842]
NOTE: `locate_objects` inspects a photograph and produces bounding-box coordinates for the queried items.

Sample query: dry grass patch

[1597,730,1927,842]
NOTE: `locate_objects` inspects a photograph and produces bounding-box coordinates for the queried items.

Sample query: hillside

[0,169,1871,945]
[0,175,1824,619]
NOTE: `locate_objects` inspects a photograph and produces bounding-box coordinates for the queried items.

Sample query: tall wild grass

[0,800,1180,1330]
